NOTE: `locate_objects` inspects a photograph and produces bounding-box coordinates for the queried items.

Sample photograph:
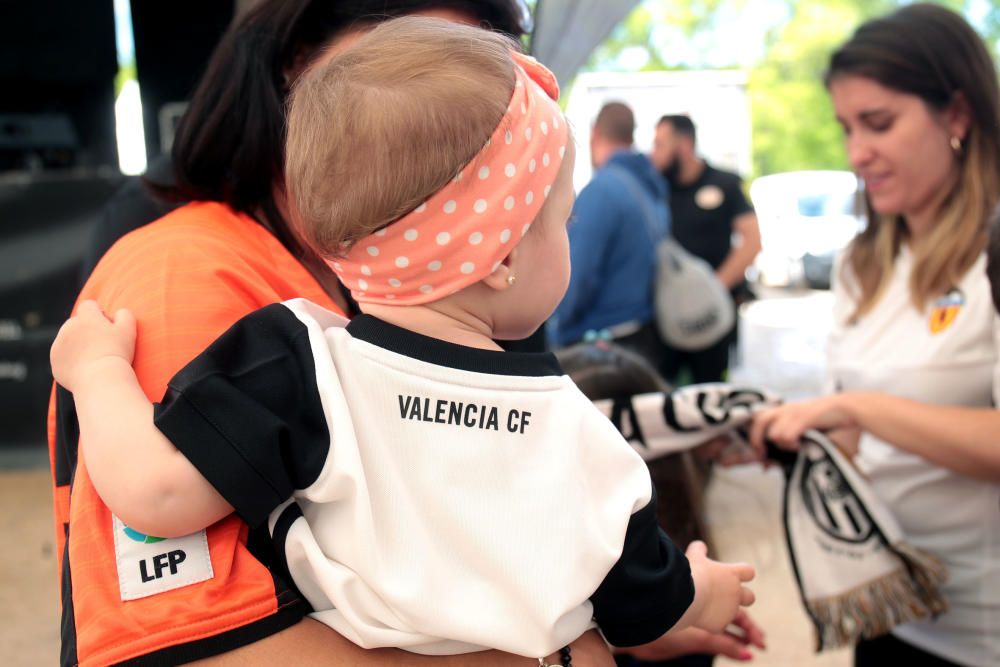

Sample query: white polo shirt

[828,247,1000,666]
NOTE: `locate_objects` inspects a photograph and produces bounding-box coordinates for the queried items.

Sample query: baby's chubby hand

[685,541,756,635]
[51,300,137,392]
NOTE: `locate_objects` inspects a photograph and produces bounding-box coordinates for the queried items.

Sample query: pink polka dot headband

[328,52,569,305]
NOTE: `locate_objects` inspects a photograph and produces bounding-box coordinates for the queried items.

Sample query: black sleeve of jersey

[153,303,330,528]
[590,485,695,646]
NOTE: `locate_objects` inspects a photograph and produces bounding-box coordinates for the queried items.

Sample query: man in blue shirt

[552,102,670,367]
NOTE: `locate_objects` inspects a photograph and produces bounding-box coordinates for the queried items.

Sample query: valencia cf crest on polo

[929,288,965,334]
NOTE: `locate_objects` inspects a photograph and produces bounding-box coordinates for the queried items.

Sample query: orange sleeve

[51,213,281,536]
[51,208,331,666]
[86,229,284,400]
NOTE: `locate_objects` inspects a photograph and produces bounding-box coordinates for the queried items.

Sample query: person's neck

[679,156,705,186]
[360,302,503,351]
[902,184,953,247]
[902,211,936,248]
[594,142,631,169]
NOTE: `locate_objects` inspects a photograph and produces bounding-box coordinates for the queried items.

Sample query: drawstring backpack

[606,166,735,351]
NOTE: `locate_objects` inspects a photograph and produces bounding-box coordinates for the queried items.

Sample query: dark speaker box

[0,0,119,168]
[0,170,123,447]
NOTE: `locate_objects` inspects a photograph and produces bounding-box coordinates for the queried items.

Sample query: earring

[950,136,963,154]
[506,274,516,286]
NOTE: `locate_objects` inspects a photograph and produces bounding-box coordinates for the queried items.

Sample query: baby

[51,17,754,662]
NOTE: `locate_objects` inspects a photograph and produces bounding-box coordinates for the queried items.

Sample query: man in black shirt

[651,115,761,384]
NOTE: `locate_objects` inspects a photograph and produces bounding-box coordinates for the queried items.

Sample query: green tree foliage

[587,4,672,72]
[754,0,1000,176]
[750,0,893,175]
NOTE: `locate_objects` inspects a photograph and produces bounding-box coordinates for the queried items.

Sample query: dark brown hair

[556,343,669,399]
[658,114,696,144]
[155,0,527,256]
[827,3,1000,319]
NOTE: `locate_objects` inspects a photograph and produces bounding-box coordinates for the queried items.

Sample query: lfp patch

[113,515,213,601]
[929,289,964,334]
[123,526,165,544]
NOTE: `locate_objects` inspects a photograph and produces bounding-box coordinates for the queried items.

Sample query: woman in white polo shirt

[749,5,1000,667]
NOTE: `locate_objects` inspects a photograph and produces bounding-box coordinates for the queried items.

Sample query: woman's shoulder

[115,201,270,254]
[89,203,277,280]
[81,201,297,305]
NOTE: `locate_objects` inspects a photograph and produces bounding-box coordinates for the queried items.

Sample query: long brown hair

[827,3,1000,319]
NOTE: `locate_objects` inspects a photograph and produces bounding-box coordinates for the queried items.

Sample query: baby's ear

[481,252,515,293]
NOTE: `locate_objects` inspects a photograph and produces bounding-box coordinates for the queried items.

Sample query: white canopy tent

[530,0,644,88]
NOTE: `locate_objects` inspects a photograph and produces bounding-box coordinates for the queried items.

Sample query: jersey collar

[346,315,564,378]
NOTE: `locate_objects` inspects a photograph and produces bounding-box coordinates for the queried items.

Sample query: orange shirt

[48,202,343,666]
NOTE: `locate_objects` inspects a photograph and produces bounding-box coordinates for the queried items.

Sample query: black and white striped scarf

[595,383,947,651]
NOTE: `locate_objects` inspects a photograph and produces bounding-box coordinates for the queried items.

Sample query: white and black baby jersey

[153,299,694,657]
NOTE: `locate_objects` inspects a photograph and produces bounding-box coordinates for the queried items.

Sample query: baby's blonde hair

[285,17,518,256]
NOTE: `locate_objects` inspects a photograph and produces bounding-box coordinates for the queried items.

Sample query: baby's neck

[359,303,503,351]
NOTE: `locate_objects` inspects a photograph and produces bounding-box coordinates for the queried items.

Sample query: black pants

[855,634,965,667]
[615,322,668,373]
[660,327,734,385]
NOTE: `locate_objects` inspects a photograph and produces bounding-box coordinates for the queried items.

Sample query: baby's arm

[51,301,233,537]
[589,488,755,648]
[589,486,695,646]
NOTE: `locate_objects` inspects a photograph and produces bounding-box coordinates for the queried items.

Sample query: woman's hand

[748,395,858,454]
[696,434,766,467]
[620,610,766,662]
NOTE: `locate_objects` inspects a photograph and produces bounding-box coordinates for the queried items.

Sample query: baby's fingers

[76,300,110,321]
[731,562,756,583]
[113,309,137,337]
[112,309,138,361]
[76,300,101,315]
[686,540,708,559]
[739,586,755,607]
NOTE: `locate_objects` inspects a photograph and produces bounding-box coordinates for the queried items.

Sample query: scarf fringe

[807,543,948,651]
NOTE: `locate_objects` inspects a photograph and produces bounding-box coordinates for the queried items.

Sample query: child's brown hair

[285,16,518,256]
